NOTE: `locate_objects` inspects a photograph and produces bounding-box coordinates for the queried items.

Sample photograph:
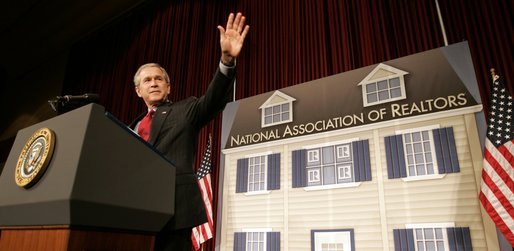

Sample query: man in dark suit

[129,12,249,251]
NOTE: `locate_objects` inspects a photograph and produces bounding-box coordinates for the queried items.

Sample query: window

[312,229,354,251]
[385,126,460,180]
[292,140,371,189]
[236,153,281,193]
[234,230,280,251]
[365,77,402,104]
[248,155,267,192]
[264,103,290,126]
[260,91,295,128]
[413,227,446,251]
[247,232,266,251]
[359,63,408,107]
[403,130,436,177]
[306,144,353,186]
[394,223,472,251]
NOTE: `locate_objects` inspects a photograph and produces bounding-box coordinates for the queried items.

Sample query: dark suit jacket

[129,68,234,231]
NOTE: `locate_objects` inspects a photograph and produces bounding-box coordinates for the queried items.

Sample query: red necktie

[137,110,155,141]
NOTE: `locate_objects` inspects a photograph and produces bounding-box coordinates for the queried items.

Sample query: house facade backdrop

[217,42,498,251]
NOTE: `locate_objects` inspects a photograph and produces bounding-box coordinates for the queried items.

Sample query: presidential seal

[15,127,56,188]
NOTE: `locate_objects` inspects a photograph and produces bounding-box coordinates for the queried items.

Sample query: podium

[0,104,176,250]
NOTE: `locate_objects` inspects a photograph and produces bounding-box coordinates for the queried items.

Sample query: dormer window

[259,91,296,128]
[358,63,408,107]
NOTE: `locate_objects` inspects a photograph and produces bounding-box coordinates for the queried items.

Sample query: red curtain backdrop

[63,0,514,250]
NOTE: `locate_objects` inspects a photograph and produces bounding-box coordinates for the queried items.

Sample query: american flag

[479,74,514,246]
[191,136,214,250]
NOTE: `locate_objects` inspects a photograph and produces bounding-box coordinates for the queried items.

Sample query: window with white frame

[404,223,453,251]
[385,126,460,180]
[246,231,266,251]
[359,63,408,107]
[402,129,437,177]
[306,143,353,186]
[365,77,402,105]
[414,227,446,251]
[312,229,353,251]
[248,155,267,192]
[260,91,295,128]
[263,103,291,126]
[234,229,280,251]
[292,139,371,189]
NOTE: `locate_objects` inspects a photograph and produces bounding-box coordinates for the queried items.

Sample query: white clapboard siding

[221,113,489,250]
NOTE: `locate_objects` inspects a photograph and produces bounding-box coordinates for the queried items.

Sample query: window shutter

[393,229,415,251]
[266,232,280,251]
[433,127,460,174]
[267,153,281,190]
[236,158,249,193]
[352,139,372,182]
[233,232,247,251]
[447,227,472,251]
[292,149,307,188]
[385,135,407,179]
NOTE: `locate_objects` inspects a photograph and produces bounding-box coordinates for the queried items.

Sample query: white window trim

[360,63,409,107]
[261,101,294,128]
[405,222,454,251]
[396,125,442,180]
[304,182,361,191]
[313,230,353,251]
[302,138,361,189]
[244,190,272,196]
[247,154,268,193]
[242,151,274,195]
[401,174,446,182]
[245,151,273,158]
[242,228,271,251]
[363,78,406,107]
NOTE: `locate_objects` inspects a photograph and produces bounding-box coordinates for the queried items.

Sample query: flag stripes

[192,136,215,250]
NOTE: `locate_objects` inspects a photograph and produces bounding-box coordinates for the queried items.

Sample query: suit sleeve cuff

[219,60,235,77]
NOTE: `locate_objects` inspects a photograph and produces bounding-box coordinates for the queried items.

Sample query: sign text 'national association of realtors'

[230,93,468,147]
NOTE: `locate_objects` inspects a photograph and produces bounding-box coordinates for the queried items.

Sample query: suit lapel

[148,103,172,145]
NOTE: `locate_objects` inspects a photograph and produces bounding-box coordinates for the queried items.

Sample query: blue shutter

[292,149,307,188]
[433,127,460,174]
[393,229,415,251]
[236,158,249,193]
[234,232,247,251]
[385,135,407,179]
[266,232,280,251]
[352,139,372,182]
[267,153,281,190]
[447,227,472,251]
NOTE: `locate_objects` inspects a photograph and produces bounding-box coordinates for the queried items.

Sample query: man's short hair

[133,63,171,86]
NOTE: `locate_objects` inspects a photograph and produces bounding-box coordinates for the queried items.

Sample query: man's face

[135,66,171,108]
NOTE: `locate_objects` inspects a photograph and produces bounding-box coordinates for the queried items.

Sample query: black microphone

[56,93,100,103]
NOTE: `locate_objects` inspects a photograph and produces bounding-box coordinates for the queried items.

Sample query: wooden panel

[0,227,155,251]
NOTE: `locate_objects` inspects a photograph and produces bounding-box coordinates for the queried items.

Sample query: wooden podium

[0,104,176,250]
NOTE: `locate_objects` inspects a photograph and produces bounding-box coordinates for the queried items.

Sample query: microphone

[56,93,100,103]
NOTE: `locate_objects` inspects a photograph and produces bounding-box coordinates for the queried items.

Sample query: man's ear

[167,84,171,95]
[135,86,142,97]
